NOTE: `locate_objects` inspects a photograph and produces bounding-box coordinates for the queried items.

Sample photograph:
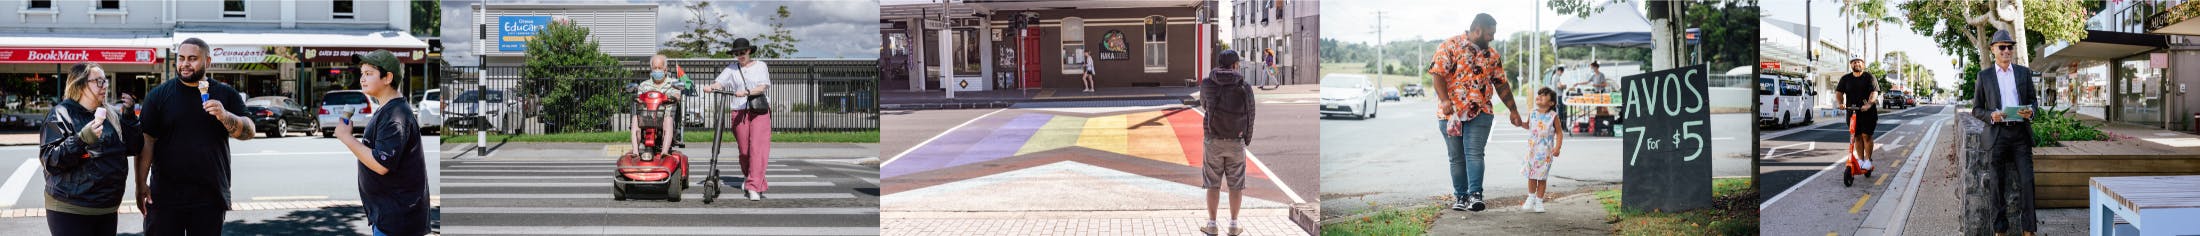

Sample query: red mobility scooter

[615,91,690,201]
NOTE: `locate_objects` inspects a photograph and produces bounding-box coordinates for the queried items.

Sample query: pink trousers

[732,110,772,192]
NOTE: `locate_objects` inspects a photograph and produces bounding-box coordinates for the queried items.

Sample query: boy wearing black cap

[333,50,430,236]
[1199,49,1254,236]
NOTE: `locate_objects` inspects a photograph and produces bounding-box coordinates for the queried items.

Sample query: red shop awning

[0,47,160,64]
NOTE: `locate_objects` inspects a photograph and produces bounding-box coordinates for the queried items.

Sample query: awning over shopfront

[2036,29,2166,69]
[174,29,428,63]
[0,32,169,64]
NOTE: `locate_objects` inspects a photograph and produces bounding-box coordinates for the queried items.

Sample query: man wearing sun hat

[1972,29,2037,236]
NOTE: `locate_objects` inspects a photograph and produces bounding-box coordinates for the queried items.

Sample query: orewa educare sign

[1619,64,1713,212]
[498,16,551,52]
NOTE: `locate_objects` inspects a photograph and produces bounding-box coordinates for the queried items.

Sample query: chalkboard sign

[1619,64,1713,212]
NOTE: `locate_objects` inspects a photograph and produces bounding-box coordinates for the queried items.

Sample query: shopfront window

[1142,15,1166,73]
[953,29,981,76]
[1061,17,1085,75]
[2117,56,2164,127]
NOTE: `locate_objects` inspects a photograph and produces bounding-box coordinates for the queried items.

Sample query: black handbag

[733,65,770,112]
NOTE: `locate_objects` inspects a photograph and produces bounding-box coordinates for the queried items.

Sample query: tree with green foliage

[522,20,629,133]
[1898,0,2100,101]
[661,1,742,59]
[411,1,439,37]
[754,6,802,58]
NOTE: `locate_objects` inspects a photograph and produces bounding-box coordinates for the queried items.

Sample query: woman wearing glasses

[38,62,142,236]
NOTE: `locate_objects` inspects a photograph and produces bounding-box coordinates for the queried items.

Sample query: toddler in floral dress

[1521,88,1563,213]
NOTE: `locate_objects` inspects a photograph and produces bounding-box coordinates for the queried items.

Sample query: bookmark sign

[1618,64,1712,212]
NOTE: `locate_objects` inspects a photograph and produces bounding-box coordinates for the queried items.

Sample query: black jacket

[1972,64,2038,124]
[1201,68,1255,143]
[39,100,139,209]
[1972,64,2039,145]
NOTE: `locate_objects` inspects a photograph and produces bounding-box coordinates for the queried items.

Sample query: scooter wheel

[668,175,685,202]
[614,185,628,201]
[1843,173,1854,187]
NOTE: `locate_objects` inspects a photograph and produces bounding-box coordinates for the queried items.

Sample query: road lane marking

[440,193,856,199]
[442,226,879,235]
[1761,108,1934,209]
[442,207,877,215]
[1850,194,1871,214]
[884,108,1006,167]
[233,151,356,156]
[440,168,798,173]
[441,181,837,187]
[440,174,817,180]
[1763,142,1815,159]
[0,159,36,208]
[1192,107,1305,204]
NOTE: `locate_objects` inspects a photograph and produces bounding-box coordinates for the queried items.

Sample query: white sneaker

[1533,197,1546,213]
[746,190,761,201]
[1521,196,1534,210]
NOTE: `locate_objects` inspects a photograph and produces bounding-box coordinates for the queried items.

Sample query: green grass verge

[1319,202,1446,236]
[1596,178,1759,235]
[437,130,878,143]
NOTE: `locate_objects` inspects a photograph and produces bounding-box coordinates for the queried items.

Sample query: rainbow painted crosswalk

[884,108,1269,180]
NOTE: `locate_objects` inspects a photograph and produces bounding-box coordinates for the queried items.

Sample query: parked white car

[445,89,509,133]
[1320,74,1380,119]
[417,89,444,134]
[1757,74,1815,127]
[317,90,376,138]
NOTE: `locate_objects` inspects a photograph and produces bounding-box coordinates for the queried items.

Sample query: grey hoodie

[1201,68,1255,143]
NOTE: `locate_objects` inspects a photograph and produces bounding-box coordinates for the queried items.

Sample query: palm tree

[1847,0,1901,61]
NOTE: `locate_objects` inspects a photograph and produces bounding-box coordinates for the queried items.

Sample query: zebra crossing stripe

[441,226,878,235]
[439,193,858,199]
[443,207,876,215]
[447,164,791,168]
[440,174,818,180]
[440,168,800,173]
[442,181,839,187]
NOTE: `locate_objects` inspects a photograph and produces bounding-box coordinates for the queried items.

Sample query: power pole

[1373,11,1385,87]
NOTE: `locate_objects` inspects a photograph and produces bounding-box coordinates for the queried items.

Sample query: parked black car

[1883,90,1911,109]
[245,96,316,138]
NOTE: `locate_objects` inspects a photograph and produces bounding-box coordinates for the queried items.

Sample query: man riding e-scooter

[1833,58,1878,186]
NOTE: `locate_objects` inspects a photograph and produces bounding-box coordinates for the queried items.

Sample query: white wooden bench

[2091,175,2200,236]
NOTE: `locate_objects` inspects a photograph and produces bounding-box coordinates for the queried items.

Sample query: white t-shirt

[715,61,772,110]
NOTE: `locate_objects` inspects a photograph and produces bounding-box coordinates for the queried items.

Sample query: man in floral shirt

[1426,13,1524,212]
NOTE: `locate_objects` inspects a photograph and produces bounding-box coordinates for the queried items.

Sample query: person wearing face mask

[636,55,686,148]
[39,62,142,236]
[332,50,429,236]
[136,37,255,234]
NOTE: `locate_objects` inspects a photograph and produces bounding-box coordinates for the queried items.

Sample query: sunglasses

[1996,45,2014,51]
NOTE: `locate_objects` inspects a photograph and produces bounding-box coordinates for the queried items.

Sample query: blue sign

[498,16,551,52]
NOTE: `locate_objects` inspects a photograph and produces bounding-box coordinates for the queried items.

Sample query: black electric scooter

[698,90,745,204]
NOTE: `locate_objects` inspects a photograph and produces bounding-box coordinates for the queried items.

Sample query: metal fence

[436,59,878,135]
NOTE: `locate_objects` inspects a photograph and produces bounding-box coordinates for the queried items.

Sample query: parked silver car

[317,90,376,138]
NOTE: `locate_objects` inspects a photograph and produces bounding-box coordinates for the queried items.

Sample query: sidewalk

[0,202,439,235]
[440,142,877,162]
[884,210,1305,235]
[1423,190,1614,235]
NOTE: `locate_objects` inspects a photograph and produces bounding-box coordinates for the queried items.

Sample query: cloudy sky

[440,0,881,65]
[1763,0,1960,90]
[1320,0,1608,44]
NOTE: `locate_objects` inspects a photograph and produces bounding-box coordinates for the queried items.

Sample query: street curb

[0,198,443,218]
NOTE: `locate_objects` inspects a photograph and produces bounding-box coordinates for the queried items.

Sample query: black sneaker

[1467,193,1487,212]
[1450,198,1468,211]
